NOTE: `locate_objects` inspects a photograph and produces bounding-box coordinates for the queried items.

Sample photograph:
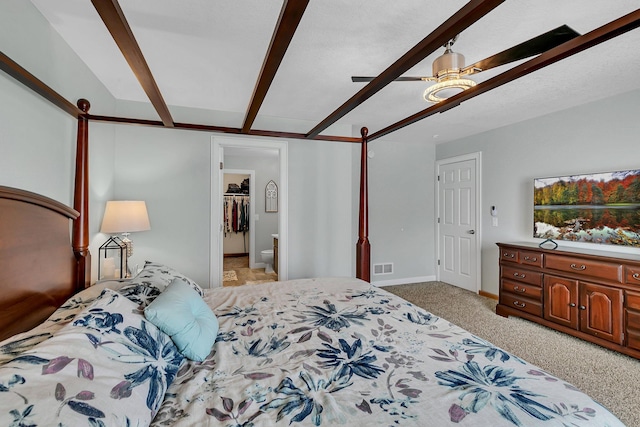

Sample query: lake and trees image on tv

[534,169,640,247]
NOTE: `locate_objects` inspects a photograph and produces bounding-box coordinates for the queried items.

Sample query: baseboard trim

[479,290,498,300]
[372,275,437,287]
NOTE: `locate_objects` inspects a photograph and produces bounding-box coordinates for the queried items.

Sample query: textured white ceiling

[29,0,640,144]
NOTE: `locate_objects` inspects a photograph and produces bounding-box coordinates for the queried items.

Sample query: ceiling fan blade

[464,24,580,74]
[351,76,425,82]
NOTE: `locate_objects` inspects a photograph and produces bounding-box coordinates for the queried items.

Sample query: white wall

[436,89,640,295]
[112,125,212,284]
[0,0,117,283]
[368,138,437,285]
[287,140,356,279]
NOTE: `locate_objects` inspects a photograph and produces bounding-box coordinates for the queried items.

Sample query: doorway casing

[211,135,288,287]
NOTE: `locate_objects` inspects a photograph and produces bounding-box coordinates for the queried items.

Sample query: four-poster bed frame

[0,93,372,341]
[1,7,638,340]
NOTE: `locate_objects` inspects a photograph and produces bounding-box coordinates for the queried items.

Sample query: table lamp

[100,200,151,277]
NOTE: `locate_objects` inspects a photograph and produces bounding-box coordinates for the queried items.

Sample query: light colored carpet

[382,281,640,427]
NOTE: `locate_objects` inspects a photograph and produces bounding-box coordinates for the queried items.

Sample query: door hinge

[437,175,440,181]
[437,259,440,266]
[220,162,224,170]
[437,217,440,223]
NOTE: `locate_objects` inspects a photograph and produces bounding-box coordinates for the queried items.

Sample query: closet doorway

[223,170,254,264]
[211,136,288,287]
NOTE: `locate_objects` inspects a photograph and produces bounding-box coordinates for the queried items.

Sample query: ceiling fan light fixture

[423,78,476,103]
[432,50,466,78]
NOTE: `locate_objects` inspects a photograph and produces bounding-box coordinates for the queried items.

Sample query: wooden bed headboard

[0,187,79,341]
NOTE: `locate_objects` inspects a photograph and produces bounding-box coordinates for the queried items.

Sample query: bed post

[356,127,370,282]
[73,98,91,290]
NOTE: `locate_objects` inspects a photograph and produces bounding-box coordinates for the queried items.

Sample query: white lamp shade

[101,201,151,233]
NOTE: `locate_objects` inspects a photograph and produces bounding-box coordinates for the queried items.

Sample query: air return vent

[373,263,393,275]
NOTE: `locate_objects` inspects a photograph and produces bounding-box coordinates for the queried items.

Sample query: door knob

[467,230,475,234]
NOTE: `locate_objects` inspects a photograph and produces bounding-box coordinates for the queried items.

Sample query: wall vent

[373,263,393,275]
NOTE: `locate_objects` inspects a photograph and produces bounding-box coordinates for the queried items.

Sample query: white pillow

[119,262,204,309]
[133,261,204,296]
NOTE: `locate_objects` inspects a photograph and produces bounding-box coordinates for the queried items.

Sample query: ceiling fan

[352,25,579,103]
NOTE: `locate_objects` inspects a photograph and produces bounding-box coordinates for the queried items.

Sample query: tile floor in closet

[222,255,278,287]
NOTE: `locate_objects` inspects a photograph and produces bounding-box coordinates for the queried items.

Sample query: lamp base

[121,233,134,277]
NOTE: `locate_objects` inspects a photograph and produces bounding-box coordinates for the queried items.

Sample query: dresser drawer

[627,309,640,351]
[627,329,640,351]
[501,266,542,287]
[500,249,518,263]
[628,308,640,328]
[500,293,542,317]
[519,250,543,268]
[501,279,543,300]
[626,266,640,285]
[627,291,640,311]
[545,254,622,283]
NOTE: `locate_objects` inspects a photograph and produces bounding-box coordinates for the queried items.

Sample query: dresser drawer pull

[579,305,586,310]
[523,256,538,262]
[513,272,526,278]
[569,303,576,307]
[513,301,526,308]
[503,253,515,258]
[633,273,640,281]
[513,286,527,293]
[570,263,586,271]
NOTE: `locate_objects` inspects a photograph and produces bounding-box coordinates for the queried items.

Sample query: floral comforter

[153,278,623,427]
[0,277,625,426]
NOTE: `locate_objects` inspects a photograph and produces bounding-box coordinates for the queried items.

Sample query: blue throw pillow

[144,278,219,361]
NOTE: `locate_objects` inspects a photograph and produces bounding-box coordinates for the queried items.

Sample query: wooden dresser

[496,242,640,359]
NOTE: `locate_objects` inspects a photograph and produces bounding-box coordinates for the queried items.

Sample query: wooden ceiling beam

[242,0,310,133]
[88,114,360,143]
[0,48,357,143]
[0,51,81,118]
[369,8,640,141]
[91,0,174,127]
[305,0,506,139]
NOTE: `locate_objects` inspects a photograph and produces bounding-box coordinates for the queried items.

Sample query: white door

[437,156,479,292]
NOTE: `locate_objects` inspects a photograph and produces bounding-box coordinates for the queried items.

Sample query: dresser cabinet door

[579,282,623,344]
[544,275,578,329]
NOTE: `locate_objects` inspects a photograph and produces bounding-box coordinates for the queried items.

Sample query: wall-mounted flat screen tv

[534,169,640,247]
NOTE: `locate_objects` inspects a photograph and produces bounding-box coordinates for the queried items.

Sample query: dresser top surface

[497,241,640,263]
